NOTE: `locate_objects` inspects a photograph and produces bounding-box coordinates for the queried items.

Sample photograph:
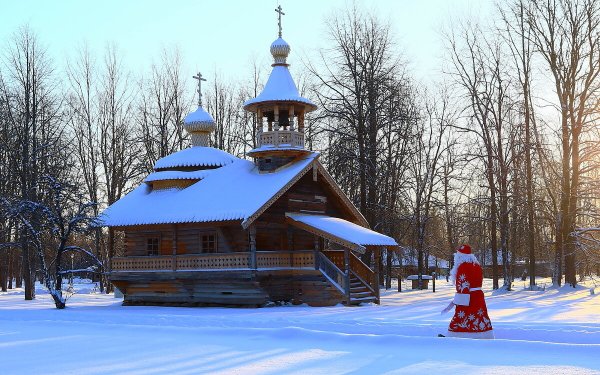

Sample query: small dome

[184,106,216,132]
[183,106,216,147]
[270,37,290,65]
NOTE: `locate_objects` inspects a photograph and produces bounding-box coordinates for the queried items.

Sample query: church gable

[244,160,368,232]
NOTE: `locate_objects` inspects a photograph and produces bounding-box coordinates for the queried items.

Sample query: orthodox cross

[275,5,285,38]
[192,72,206,107]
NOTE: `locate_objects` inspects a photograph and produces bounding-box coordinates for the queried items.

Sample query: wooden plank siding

[123,222,248,257]
[253,171,351,252]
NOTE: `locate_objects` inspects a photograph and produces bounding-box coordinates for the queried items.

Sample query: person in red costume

[442,244,494,339]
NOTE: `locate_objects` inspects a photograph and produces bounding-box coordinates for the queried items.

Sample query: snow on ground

[1,277,599,374]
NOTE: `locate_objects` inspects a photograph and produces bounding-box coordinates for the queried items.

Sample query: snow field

[0,277,599,374]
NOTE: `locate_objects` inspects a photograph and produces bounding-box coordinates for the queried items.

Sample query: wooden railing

[112,256,174,271]
[349,253,378,294]
[177,253,249,270]
[111,251,315,272]
[259,130,304,148]
[323,250,377,294]
[316,252,346,295]
[256,250,314,268]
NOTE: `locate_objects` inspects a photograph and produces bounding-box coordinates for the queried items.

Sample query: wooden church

[100,10,398,307]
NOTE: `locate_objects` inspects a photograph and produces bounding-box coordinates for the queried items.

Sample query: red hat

[458,244,471,254]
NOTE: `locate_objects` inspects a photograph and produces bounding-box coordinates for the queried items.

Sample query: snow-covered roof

[154,146,238,170]
[99,153,319,227]
[286,213,398,253]
[144,170,213,183]
[184,106,215,125]
[244,66,316,110]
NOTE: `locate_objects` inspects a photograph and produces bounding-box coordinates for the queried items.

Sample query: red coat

[448,261,493,334]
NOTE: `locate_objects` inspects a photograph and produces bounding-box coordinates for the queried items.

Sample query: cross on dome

[185,72,216,147]
[192,72,206,107]
[275,5,285,38]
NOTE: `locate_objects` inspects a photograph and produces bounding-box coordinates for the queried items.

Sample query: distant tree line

[1,0,600,307]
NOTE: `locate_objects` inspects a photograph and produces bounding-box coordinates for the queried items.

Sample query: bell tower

[243,6,317,171]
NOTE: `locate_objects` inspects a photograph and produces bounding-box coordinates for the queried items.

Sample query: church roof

[154,146,238,170]
[244,66,316,110]
[99,153,319,227]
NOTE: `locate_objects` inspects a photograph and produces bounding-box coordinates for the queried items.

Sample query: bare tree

[308,5,414,267]
[526,0,600,287]
[96,45,140,284]
[2,177,99,308]
[66,44,105,291]
[446,21,516,289]
[500,0,539,288]
[205,73,247,156]
[407,89,455,288]
[137,48,190,172]
[1,26,66,299]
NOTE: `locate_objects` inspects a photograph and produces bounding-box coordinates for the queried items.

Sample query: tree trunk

[565,127,580,287]
[21,233,34,300]
[524,82,536,289]
[0,251,7,292]
[556,111,570,287]
[487,155,499,290]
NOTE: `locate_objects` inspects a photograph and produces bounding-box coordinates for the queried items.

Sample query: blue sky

[0,0,491,86]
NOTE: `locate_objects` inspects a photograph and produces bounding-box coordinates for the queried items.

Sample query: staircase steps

[346,275,377,305]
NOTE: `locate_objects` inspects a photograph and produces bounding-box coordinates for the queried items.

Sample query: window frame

[200,232,217,253]
[146,234,161,256]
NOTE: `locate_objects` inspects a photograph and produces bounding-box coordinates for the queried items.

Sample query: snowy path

[1,279,599,374]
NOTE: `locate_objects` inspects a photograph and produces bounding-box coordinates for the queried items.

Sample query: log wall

[112,269,344,307]
[124,222,248,257]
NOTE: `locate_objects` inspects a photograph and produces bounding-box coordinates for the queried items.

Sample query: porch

[110,249,379,305]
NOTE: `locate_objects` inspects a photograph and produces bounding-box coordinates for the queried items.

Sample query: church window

[201,233,217,253]
[147,236,160,256]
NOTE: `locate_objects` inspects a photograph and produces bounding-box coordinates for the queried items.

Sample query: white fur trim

[449,252,480,282]
[453,293,470,306]
[446,330,495,339]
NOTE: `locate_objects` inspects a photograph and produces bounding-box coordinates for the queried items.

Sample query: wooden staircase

[316,250,379,306]
[347,273,377,305]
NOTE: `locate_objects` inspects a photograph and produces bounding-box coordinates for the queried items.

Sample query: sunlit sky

[0,0,493,87]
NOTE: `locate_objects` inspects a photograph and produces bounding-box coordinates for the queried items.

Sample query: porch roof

[285,213,398,254]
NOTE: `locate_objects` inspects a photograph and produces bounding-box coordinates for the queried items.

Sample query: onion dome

[184,106,216,147]
[270,37,291,65]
